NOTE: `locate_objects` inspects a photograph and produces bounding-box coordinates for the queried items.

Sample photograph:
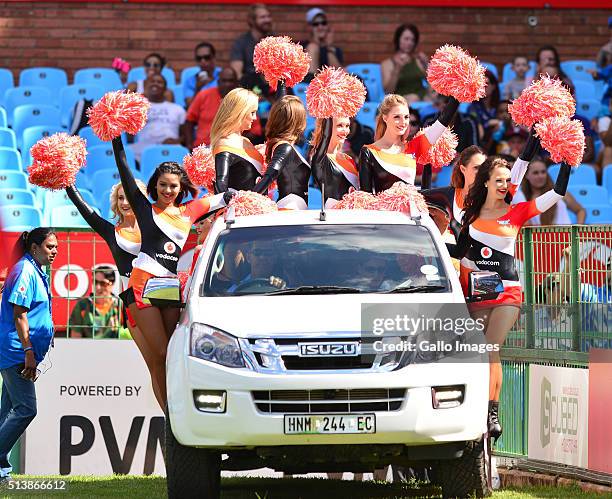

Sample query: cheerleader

[210,88,265,193]
[359,93,458,192]
[310,116,359,208]
[253,96,310,209]
[449,157,571,442]
[112,138,235,406]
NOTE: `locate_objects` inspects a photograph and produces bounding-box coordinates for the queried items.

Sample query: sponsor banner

[528,364,589,467]
[588,349,612,474]
[24,340,166,476]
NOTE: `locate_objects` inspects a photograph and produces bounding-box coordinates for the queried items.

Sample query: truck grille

[252,388,405,414]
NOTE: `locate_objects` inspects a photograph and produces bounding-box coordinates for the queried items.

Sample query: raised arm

[253,143,293,194]
[65,185,113,238]
[534,162,570,213]
[446,228,470,260]
[310,118,333,189]
[422,96,460,145]
[214,151,232,194]
[420,164,432,190]
[111,137,148,213]
[358,146,374,193]
[509,128,540,197]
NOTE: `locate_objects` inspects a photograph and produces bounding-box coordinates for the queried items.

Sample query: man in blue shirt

[184,42,222,107]
[0,228,57,483]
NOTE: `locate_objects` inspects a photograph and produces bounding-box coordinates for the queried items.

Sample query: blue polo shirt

[0,254,54,369]
[183,66,222,102]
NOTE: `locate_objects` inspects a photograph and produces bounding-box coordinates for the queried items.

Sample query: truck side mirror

[142,277,185,308]
[466,271,503,303]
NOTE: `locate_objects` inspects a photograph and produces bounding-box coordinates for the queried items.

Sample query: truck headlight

[190,323,245,368]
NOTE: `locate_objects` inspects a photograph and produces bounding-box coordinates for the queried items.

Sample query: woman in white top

[512,156,585,225]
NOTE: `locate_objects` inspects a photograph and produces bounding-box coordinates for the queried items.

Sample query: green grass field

[0,476,604,499]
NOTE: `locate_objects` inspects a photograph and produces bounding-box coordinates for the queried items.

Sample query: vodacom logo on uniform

[164,242,176,254]
[480,247,493,259]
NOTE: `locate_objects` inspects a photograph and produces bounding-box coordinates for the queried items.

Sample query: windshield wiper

[266,286,363,295]
[386,284,447,294]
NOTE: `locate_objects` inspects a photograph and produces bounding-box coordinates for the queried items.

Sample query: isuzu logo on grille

[298,342,360,357]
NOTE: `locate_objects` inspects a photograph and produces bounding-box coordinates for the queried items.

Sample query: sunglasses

[311,20,328,27]
[144,62,161,68]
[196,54,213,62]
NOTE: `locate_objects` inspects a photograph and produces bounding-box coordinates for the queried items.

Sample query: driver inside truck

[227,240,287,293]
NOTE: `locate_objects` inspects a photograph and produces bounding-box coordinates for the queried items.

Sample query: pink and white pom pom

[253,36,311,91]
[87,91,151,141]
[28,133,87,190]
[229,191,278,216]
[508,76,575,128]
[535,116,585,167]
[183,146,216,193]
[306,67,367,119]
[415,127,458,170]
[375,182,429,215]
[333,188,379,210]
[426,45,486,103]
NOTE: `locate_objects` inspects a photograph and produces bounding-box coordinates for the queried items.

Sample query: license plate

[284,414,376,435]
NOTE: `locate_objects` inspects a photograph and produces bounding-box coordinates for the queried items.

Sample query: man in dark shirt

[422,94,480,153]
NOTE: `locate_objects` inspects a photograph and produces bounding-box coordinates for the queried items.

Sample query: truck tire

[437,437,491,498]
[165,413,221,499]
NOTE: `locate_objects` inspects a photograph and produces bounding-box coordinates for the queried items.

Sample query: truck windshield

[201,224,449,296]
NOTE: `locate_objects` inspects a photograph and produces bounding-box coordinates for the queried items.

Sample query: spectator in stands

[127,53,175,102]
[513,156,585,225]
[422,93,479,152]
[498,125,529,160]
[185,68,239,149]
[69,266,123,339]
[596,115,612,172]
[130,75,186,162]
[487,100,513,155]
[407,108,421,141]
[595,16,612,69]
[502,56,531,100]
[381,24,428,102]
[230,3,273,94]
[468,69,500,142]
[535,45,575,95]
[184,42,222,107]
[300,8,343,82]
[343,116,374,162]
[588,64,612,108]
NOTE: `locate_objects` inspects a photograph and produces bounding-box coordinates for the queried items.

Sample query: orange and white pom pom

[333,188,379,210]
[508,76,575,128]
[87,91,150,141]
[306,67,367,119]
[183,146,215,193]
[253,36,311,91]
[229,190,278,216]
[426,45,486,103]
[375,182,429,215]
[415,127,458,170]
[28,133,87,190]
[535,116,585,167]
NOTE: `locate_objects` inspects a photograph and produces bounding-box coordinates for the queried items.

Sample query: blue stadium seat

[12,105,62,150]
[585,205,612,224]
[576,99,602,121]
[140,145,189,179]
[78,126,105,148]
[480,61,498,79]
[170,85,185,108]
[501,61,537,83]
[99,188,113,219]
[0,204,42,231]
[0,147,22,171]
[0,107,6,128]
[87,143,136,176]
[4,86,53,126]
[0,69,14,106]
[180,66,200,85]
[128,66,176,86]
[42,188,95,224]
[573,81,597,103]
[90,168,135,200]
[601,164,612,202]
[50,204,96,228]
[0,188,35,207]
[75,169,92,191]
[59,84,105,128]
[356,101,379,130]
[19,68,68,104]
[21,125,65,166]
[308,186,322,210]
[0,170,27,189]
[548,163,596,185]
[560,60,597,83]
[432,165,453,188]
[293,82,308,109]
[346,64,384,103]
[0,127,16,149]
[73,68,123,92]
[568,184,608,206]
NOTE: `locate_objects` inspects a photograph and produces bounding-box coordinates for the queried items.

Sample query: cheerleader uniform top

[214,141,265,193]
[112,139,227,277]
[254,142,311,210]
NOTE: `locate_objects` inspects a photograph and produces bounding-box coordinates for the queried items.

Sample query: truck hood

[185,293,465,338]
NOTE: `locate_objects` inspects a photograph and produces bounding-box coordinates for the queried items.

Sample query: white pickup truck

[163,209,493,498]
